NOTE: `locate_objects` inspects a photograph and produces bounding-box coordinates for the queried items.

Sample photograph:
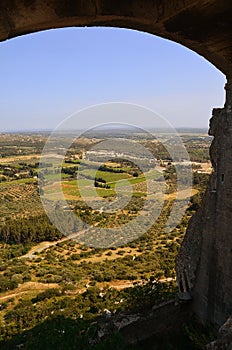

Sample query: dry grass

[0,281,59,302]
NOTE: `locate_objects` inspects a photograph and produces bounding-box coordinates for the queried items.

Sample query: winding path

[21,230,88,259]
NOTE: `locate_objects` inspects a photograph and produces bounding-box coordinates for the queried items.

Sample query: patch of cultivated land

[43,168,162,201]
[0,154,41,164]
[0,181,43,219]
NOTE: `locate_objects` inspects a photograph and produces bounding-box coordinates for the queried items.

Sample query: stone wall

[207,316,232,349]
[176,82,232,328]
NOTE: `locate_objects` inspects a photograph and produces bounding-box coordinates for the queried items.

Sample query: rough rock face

[175,172,216,294]
[176,82,232,328]
[207,316,232,349]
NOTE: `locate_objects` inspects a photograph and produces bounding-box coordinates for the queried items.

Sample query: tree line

[0,214,63,244]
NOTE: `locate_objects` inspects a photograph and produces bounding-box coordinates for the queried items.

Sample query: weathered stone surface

[207,316,232,349]
[176,82,232,328]
[119,300,191,345]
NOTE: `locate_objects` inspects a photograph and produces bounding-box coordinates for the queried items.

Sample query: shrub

[11,274,23,285]
[32,288,61,303]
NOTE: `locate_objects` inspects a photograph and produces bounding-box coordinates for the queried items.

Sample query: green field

[79,168,131,182]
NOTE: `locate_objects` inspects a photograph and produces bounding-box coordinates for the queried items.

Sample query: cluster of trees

[0,278,177,348]
[0,214,63,244]
[186,146,210,162]
[193,172,210,189]
[61,166,79,176]
[145,141,170,161]
[98,165,124,174]
[36,162,53,168]
[94,177,110,189]
[0,275,18,293]
[0,162,40,181]
[145,138,211,163]
[64,159,81,164]
[0,138,45,158]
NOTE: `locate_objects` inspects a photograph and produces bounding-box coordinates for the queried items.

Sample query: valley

[0,130,213,349]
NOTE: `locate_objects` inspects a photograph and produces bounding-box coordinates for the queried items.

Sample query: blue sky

[0,27,226,131]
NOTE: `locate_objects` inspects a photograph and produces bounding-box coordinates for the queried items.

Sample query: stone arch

[1,0,232,329]
[0,0,232,77]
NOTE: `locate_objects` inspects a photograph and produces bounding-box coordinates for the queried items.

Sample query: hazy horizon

[1,126,209,134]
